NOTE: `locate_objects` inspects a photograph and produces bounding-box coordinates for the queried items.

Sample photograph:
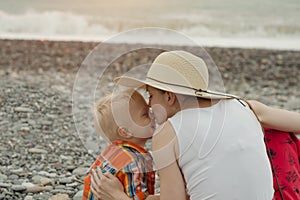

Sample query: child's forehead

[112,89,148,108]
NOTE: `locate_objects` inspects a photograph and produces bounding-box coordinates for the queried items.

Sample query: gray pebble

[31,175,43,184]
[22,182,35,188]
[0,183,11,188]
[28,148,48,154]
[14,107,34,113]
[72,167,89,176]
[59,177,73,184]
[33,193,51,199]
[66,182,79,188]
[25,185,53,193]
[8,174,19,180]
[73,190,83,200]
[55,185,67,189]
[50,189,72,194]
[38,171,57,178]
[0,174,7,182]
[31,175,51,185]
[1,40,300,200]
[24,196,34,200]
[11,185,27,192]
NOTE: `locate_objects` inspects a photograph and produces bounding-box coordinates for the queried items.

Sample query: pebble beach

[0,39,299,200]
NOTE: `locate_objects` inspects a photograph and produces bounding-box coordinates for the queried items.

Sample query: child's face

[128,92,155,139]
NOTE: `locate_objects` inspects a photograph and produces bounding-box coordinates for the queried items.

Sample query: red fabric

[264,129,300,200]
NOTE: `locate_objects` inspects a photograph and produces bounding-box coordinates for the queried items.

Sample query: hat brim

[113,76,236,99]
[113,76,147,89]
[114,76,196,95]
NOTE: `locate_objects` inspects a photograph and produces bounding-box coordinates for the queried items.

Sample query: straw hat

[114,50,237,99]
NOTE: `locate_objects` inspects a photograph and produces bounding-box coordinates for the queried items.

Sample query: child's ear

[117,127,133,139]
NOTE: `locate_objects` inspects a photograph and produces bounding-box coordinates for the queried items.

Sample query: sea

[0,0,299,50]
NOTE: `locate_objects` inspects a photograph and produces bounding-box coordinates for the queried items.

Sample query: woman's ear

[117,127,133,139]
[166,92,176,105]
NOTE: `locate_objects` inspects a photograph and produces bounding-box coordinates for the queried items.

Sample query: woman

[90,51,300,199]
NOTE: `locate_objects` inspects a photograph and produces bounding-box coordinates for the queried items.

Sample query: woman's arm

[152,121,187,200]
[247,100,300,134]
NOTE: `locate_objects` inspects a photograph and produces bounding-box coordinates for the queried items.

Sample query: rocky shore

[0,39,299,199]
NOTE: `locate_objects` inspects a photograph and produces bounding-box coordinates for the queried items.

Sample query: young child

[82,89,156,200]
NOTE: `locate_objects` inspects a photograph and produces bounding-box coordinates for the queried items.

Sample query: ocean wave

[0,10,299,50]
[0,10,113,36]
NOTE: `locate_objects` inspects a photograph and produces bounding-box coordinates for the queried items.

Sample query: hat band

[146,76,207,95]
[146,76,238,99]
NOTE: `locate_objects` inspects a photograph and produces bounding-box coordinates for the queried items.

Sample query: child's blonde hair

[94,89,137,142]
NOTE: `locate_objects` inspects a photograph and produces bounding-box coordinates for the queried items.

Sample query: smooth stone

[11,185,27,191]
[72,167,89,176]
[24,196,34,200]
[287,98,300,110]
[22,182,35,188]
[25,185,53,193]
[12,179,23,185]
[28,148,48,154]
[14,107,34,113]
[48,193,70,200]
[46,114,57,119]
[33,193,51,199]
[20,126,30,131]
[40,177,52,186]
[27,120,36,126]
[48,168,57,173]
[77,185,84,190]
[55,185,67,189]
[59,177,73,184]
[60,155,73,160]
[38,171,57,178]
[9,174,19,179]
[31,175,43,184]
[73,190,83,200]
[0,183,11,188]
[31,175,51,185]
[41,120,52,126]
[0,174,7,181]
[10,168,24,175]
[50,189,72,194]
[66,165,76,171]
[66,182,79,188]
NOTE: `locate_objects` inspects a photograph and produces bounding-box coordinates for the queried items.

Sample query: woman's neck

[179,96,220,110]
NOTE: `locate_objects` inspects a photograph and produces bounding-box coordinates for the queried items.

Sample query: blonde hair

[94,89,138,142]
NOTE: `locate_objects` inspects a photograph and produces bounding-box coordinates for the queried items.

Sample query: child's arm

[247,100,300,134]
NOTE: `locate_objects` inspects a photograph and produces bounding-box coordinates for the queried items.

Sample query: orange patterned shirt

[83,140,155,200]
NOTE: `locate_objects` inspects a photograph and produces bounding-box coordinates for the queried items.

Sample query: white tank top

[168,99,274,200]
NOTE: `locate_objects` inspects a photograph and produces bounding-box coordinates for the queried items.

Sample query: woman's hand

[90,169,130,200]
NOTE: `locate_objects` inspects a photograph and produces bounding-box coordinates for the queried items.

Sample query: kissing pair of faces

[116,86,175,141]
